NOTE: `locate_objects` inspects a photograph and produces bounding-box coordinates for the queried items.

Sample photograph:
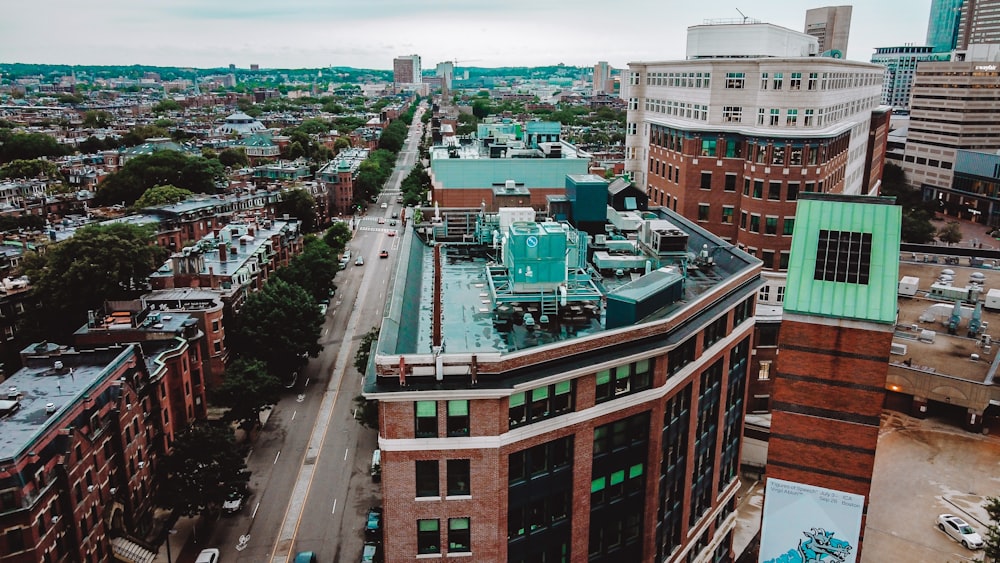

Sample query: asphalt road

[199,103,427,563]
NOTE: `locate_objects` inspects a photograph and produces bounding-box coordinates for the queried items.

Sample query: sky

[2,1,933,71]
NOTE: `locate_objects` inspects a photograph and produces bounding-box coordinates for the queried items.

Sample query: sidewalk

[150,511,213,563]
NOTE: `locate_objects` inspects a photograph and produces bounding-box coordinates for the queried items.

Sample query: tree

[275,188,317,233]
[133,185,193,208]
[0,159,60,180]
[95,150,223,206]
[353,394,378,429]
[286,141,305,160]
[880,163,937,243]
[21,223,169,340]
[229,278,323,381]
[354,327,380,374]
[121,124,171,147]
[218,147,249,168]
[984,496,1000,562]
[323,222,352,254]
[472,99,491,119]
[938,221,963,245]
[214,358,283,433]
[152,99,182,113]
[273,237,339,303]
[0,132,68,164]
[154,422,251,517]
[82,110,112,128]
[78,136,110,154]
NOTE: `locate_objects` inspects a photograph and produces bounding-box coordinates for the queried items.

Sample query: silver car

[937,513,984,549]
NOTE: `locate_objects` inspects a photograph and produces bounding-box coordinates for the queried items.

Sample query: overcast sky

[2,1,932,70]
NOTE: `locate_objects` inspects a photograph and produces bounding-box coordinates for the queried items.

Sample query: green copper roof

[783,193,900,324]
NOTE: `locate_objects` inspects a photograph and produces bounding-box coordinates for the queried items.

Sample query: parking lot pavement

[863,412,999,563]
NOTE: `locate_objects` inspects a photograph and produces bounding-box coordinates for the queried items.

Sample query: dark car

[365,507,383,539]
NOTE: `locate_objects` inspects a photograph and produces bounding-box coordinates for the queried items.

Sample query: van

[370,449,381,483]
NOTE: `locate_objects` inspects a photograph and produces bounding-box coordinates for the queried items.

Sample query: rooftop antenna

[736,8,749,23]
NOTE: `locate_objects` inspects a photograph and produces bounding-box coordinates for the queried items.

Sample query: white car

[196,549,220,563]
[937,514,984,549]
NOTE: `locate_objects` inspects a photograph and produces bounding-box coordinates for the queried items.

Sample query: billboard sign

[758,478,864,563]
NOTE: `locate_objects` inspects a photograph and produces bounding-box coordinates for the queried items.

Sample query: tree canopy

[879,163,937,244]
[984,496,1000,561]
[228,278,322,381]
[21,223,169,339]
[218,147,249,168]
[0,158,61,180]
[322,222,352,254]
[354,327,379,375]
[154,422,251,517]
[152,99,182,113]
[274,188,317,233]
[95,150,223,206]
[273,237,339,304]
[133,185,193,208]
[214,358,284,433]
[0,132,69,164]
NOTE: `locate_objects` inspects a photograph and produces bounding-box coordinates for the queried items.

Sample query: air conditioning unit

[51,516,60,524]
[87,485,94,492]
[137,461,145,469]
[890,342,908,356]
[109,488,117,495]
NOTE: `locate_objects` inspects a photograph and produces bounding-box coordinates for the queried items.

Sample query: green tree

[333,137,351,152]
[274,237,339,303]
[323,222,352,254]
[0,159,60,180]
[218,147,249,168]
[353,395,378,429]
[133,185,193,208]
[983,496,1000,562]
[0,132,68,164]
[154,422,251,517]
[938,221,963,245]
[286,141,305,160]
[275,188,317,233]
[121,124,170,147]
[471,99,491,119]
[229,278,322,381]
[214,358,283,433]
[21,223,169,339]
[57,93,85,105]
[353,327,380,374]
[82,110,112,128]
[152,99,182,113]
[95,150,223,206]
[880,163,937,243]
[79,136,110,154]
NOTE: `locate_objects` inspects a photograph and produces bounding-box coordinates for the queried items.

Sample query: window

[804,109,814,126]
[804,181,816,193]
[743,178,751,195]
[769,108,780,126]
[815,230,873,284]
[765,216,778,235]
[722,106,742,122]
[510,381,573,428]
[703,315,728,348]
[701,139,716,157]
[786,182,799,201]
[416,460,439,497]
[758,361,771,381]
[447,400,469,437]
[759,285,770,302]
[668,338,697,375]
[418,519,440,554]
[772,72,783,90]
[757,108,765,125]
[5,528,25,554]
[725,72,745,88]
[757,325,779,347]
[415,401,438,438]
[786,109,798,126]
[789,72,801,90]
[768,182,781,201]
[449,518,471,553]
[721,206,734,225]
[783,218,795,236]
[700,171,712,190]
[779,252,790,271]
[698,204,710,222]
[447,459,470,496]
[762,250,775,269]
[722,174,736,192]
[595,359,652,403]
[771,145,785,166]
[753,180,763,199]
[808,72,818,90]
[749,214,760,233]
[760,72,769,90]
[740,211,748,229]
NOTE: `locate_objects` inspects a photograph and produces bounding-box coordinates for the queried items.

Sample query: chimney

[219,242,227,261]
[230,246,238,257]
[248,227,255,238]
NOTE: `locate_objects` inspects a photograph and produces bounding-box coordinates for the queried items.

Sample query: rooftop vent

[54,360,63,370]
[45,402,56,414]
[6,386,17,399]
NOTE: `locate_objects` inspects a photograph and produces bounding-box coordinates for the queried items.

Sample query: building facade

[958,0,1000,48]
[927,0,965,52]
[365,201,762,562]
[394,55,422,86]
[870,45,950,112]
[594,61,614,95]
[804,5,853,56]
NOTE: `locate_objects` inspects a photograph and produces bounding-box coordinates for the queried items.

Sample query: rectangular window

[769,108,780,126]
[446,400,469,437]
[783,218,795,236]
[804,181,815,193]
[757,108,765,125]
[701,139,716,156]
[722,106,742,122]
[721,206,734,225]
[777,285,786,301]
[749,215,760,233]
[772,72,783,90]
[415,401,438,438]
[700,171,712,190]
[768,181,781,201]
[753,180,763,199]
[724,174,736,192]
[808,72,818,90]
[509,392,526,427]
[759,285,770,302]
[786,109,798,126]
[743,178,751,195]
[804,109,814,126]
[815,230,873,284]
[418,519,441,554]
[765,216,778,235]
[596,360,651,403]
[789,72,801,90]
[698,204,710,222]
[448,518,471,553]
[740,211,748,229]
[762,250,775,269]
[447,459,470,496]
[758,361,771,381]
[760,72,769,90]
[786,182,799,201]
[725,72,745,88]
[779,252,790,270]
[771,145,785,166]
[511,382,573,428]
[416,460,439,497]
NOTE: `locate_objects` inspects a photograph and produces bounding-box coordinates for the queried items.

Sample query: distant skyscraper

[250,64,260,71]
[926,0,964,52]
[958,0,1000,48]
[804,5,853,56]
[393,54,422,85]
[593,61,613,94]
[871,45,950,111]
[435,61,454,91]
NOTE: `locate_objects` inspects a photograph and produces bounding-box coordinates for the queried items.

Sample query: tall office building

[435,61,454,92]
[804,5,853,56]
[926,0,964,52]
[901,49,1000,210]
[594,61,613,95]
[958,0,1000,48]
[393,54,422,86]
[870,45,950,111]
[764,193,901,561]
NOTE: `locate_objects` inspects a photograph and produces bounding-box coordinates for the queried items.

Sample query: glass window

[701,139,716,156]
[789,72,801,90]
[753,180,763,199]
[765,216,778,235]
[762,250,775,269]
[509,392,526,427]
[416,460,439,497]
[700,171,712,190]
[783,218,795,236]
[769,108,780,126]
[447,459,470,496]
[447,400,469,437]
[724,174,736,192]
[448,518,471,553]
[415,401,437,438]
[771,145,785,166]
[749,215,760,233]
[787,182,799,200]
[773,72,783,89]
[698,204,710,222]
[768,182,781,201]
[418,519,440,554]
[721,207,734,225]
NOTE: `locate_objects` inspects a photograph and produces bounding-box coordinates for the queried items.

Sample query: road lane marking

[252,502,260,519]
[332,499,337,514]
[274,451,281,464]
[344,448,349,461]
[291,411,296,421]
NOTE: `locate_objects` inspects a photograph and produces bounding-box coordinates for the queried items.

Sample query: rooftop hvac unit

[890,342,908,356]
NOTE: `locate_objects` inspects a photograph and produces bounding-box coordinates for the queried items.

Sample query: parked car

[355,256,364,266]
[195,549,220,563]
[365,507,383,539]
[294,552,318,563]
[222,487,246,514]
[318,303,328,315]
[937,514,984,549]
[379,250,389,259]
[361,542,380,563]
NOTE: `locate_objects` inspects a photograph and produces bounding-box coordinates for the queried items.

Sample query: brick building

[364,202,762,562]
[316,148,370,217]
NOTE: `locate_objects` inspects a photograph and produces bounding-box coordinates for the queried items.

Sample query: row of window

[639,97,879,128]
[646,71,711,88]
[644,98,709,121]
[723,70,880,91]
[648,124,848,167]
[417,517,471,554]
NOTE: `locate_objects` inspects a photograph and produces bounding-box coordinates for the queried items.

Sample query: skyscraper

[804,5,853,56]
[393,54,422,86]
[926,0,964,52]
[958,0,1000,48]
[870,45,950,111]
[593,61,613,95]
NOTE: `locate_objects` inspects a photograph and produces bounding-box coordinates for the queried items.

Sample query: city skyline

[3,1,931,71]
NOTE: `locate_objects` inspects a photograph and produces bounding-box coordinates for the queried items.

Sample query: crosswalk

[359,226,398,234]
